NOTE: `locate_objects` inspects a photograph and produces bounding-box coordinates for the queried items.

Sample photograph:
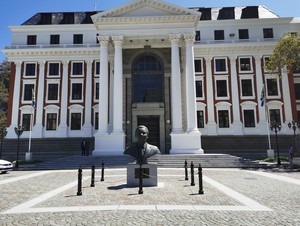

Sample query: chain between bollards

[90,164,95,187]
[77,167,82,196]
[184,160,189,180]
[190,161,195,186]
[138,164,143,194]
[198,164,204,195]
[101,162,105,181]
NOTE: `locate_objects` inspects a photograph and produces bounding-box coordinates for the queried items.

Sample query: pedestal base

[25,152,32,161]
[127,163,158,187]
[170,132,203,154]
[93,132,125,156]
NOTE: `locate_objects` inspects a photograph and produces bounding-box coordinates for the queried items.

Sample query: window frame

[238,29,249,40]
[215,76,229,100]
[70,112,82,130]
[94,61,100,76]
[27,35,37,45]
[47,62,60,77]
[214,30,225,41]
[239,75,255,99]
[22,82,35,103]
[217,110,230,128]
[46,113,58,131]
[265,76,280,98]
[263,28,274,39]
[24,62,37,78]
[214,57,228,74]
[46,81,60,103]
[238,57,253,73]
[71,61,84,77]
[50,34,60,45]
[73,34,83,44]
[243,109,256,128]
[70,79,84,103]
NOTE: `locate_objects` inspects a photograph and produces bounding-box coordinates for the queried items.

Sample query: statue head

[135,125,149,145]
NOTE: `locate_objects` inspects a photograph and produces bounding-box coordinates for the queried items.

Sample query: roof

[21,6,279,26]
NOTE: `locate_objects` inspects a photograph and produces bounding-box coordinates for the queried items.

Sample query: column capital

[86,59,94,65]
[229,56,237,63]
[14,61,22,68]
[112,35,124,46]
[169,34,182,44]
[204,56,213,62]
[98,36,110,47]
[183,33,195,44]
[38,60,46,66]
[254,55,262,62]
[62,60,69,66]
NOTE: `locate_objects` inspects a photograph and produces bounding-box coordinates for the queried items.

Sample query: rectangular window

[263,28,274,39]
[214,30,224,40]
[63,13,74,24]
[95,112,99,130]
[197,110,204,128]
[239,29,249,39]
[95,82,99,100]
[47,84,59,101]
[195,81,203,98]
[50,35,60,45]
[24,84,34,101]
[194,59,203,73]
[239,58,252,72]
[216,80,228,97]
[22,114,31,131]
[95,62,100,75]
[266,78,279,96]
[295,84,300,100]
[27,35,36,45]
[25,63,36,76]
[241,79,253,97]
[215,58,227,73]
[71,113,81,130]
[72,83,82,100]
[244,110,255,127]
[195,31,201,41]
[72,62,83,76]
[46,113,57,130]
[218,110,229,128]
[269,109,281,125]
[48,62,60,76]
[73,34,83,44]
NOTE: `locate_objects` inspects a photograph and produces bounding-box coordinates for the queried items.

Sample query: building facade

[3,0,300,155]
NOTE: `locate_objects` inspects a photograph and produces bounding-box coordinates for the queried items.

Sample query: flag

[260,87,265,107]
[31,89,36,109]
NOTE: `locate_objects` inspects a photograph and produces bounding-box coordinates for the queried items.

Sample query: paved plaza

[0,166,300,225]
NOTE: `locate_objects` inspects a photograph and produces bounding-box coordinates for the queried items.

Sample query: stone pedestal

[127,163,158,187]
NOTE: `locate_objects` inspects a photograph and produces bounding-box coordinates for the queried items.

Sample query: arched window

[132,55,164,103]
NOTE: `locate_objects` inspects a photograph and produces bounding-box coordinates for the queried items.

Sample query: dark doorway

[137,116,160,148]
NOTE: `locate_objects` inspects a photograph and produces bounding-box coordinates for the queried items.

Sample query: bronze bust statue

[124,125,161,165]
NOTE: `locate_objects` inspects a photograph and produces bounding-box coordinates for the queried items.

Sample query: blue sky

[1,0,300,61]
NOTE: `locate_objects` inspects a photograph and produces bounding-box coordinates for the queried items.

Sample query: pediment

[92,0,201,21]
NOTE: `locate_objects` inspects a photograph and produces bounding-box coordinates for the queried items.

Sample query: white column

[255,55,267,133]
[34,61,45,137]
[169,34,183,133]
[112,36,124,134]
[98,36,109,134]
[282,70,293,123]
[7,61,22,138]
[82,60,93,136]
[58,60,69,137]
[184,33,199,133]
[205,57,217,135]
[230,56,243,134]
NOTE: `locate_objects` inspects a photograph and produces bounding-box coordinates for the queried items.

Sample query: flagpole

[262,84,272,151]
[28,109,33,154]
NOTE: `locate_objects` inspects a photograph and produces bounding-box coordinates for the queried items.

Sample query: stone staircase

[20,153,268,170]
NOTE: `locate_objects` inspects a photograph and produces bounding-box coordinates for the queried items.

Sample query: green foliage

[0,60,10,117]
[265,32,300,75]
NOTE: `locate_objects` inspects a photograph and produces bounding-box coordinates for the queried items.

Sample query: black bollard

[184,159,189,181]
[77,167,82,196]
[138,164,143,194]
[90,164,95,187]
[198,164,204,195]
[101,162,105,182]
[190,161,195,186]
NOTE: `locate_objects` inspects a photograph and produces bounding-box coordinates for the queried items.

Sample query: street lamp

[14,125,23,168]
[288,120,299,156]
[0,125,7,159]
[270,120,281,165]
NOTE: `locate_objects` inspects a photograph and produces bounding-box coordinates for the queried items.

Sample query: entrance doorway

[137,116,160,148]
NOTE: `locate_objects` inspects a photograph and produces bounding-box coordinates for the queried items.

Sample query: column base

[93,132,125,156]
[82,124,92,137]
[57,125,68,137]
[32,124,43,138]
[170,132,204,154]
[232,121,243,135]
[206,122,217,135]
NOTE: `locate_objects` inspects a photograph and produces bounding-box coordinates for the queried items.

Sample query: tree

[0,60,10,113]
[265,32,300,75]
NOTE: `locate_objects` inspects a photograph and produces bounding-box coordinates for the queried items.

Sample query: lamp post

[0,125,7,159]
[14,125,23,168]
[270,120,281,165]
[288,120,299,156]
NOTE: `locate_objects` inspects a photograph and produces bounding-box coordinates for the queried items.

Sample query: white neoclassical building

[2,0,300,156]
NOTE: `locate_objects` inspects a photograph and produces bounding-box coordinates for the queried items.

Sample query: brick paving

[0,167,299,225]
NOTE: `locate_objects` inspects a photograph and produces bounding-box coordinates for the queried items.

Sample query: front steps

[21,154,267,170]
